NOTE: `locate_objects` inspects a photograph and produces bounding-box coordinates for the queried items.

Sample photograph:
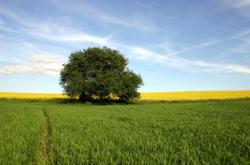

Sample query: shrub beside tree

[60,47,143,102]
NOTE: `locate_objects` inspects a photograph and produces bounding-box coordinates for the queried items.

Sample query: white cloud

[0,55,63,76]
[29,28,109,45]
[218,64,250,74]
[29,24,110,45]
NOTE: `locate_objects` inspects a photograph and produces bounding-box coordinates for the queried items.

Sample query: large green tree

[60,47,143,102]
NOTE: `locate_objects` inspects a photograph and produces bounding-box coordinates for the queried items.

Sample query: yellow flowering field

[0,92,67,100]
[140,90,250,101]
[0,90,250,101]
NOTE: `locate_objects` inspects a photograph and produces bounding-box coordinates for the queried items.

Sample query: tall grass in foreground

[0,100,249,164]
[0,102,45,164]
[46,100,250,164]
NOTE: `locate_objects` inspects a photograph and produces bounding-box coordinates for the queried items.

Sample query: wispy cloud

[137,0,158,9]
[230,38,250,54]
[0,54,63,76]
[221,0,250,8]
[119,45,250,74]
[219,0,250,18]
[28,27,110,45]
[51,0,156,32]
[170,29,250,55]
[236,0,250,7]
[0,19,19,33]
[0,6,111,45]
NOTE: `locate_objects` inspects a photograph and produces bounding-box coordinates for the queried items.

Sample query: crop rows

[0,100,250,164]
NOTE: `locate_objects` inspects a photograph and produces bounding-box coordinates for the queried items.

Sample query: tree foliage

[60,47,143,102]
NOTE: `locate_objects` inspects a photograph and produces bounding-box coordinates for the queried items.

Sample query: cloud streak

[51,0,156,31]
[170,29,250,56]
[121,45,250,74]
[221,0,250,8]
[230,38,250,54]
[219,0,250,18]
[0,6,111,45]
[28,27,110,45]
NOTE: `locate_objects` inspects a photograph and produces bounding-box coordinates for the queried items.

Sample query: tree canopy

[60,47,143,102]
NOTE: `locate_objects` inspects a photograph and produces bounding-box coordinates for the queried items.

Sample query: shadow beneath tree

[58,98,135,105]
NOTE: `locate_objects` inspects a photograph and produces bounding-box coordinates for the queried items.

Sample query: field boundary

[1,97,250,105]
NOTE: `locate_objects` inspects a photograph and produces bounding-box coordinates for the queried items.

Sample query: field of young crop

[0,102,45,164]
[0,99,250,164]
[1,90,250,101]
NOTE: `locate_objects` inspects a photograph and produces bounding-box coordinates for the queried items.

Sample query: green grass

[0,102,45,165]
[0,100,250,164]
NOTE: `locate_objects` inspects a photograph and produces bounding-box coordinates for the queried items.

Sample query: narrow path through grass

[36,108,51,165]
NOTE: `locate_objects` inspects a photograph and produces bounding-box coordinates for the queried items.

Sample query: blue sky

[0,0,250,93]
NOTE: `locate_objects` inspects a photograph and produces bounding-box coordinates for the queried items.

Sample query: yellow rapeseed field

[0,92,67,100]
[140,90,250,101]
[0,90,250,101]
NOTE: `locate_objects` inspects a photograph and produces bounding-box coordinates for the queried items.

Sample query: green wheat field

[0,99,250,164]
